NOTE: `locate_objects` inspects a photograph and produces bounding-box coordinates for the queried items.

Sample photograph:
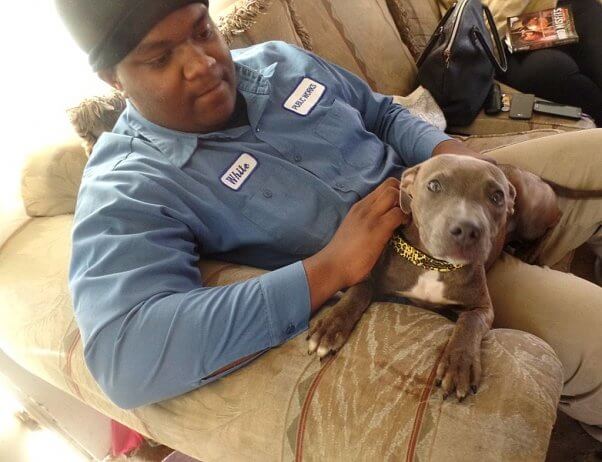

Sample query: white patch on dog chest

[395,271,458,305]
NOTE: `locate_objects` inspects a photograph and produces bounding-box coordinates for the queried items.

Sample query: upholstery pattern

[288,0,418,96]
[386,0,442,60]
[20,138,88,217]
[218,0,305,49]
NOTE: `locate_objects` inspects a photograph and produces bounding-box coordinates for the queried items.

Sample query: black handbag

[416,0,508,126]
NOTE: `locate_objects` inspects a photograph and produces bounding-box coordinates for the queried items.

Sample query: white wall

[0,2,111,221]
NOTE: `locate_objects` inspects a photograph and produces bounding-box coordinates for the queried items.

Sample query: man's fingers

[380,207,406,231]
[370,187,400,216]
[360,178,400,208]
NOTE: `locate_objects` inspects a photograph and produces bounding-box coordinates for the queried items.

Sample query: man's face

[101,3,237,133]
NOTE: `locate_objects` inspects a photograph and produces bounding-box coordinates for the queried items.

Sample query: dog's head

[399,154,516,266]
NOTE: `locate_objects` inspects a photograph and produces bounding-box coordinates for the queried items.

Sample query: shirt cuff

[410,130,453,166]
[258,260,311,345]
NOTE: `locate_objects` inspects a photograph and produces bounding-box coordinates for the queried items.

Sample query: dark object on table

[533,100,582,119]
[485,83,503,115]
[509,93,535,119]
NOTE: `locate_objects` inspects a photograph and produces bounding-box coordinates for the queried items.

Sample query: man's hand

[432,139,497,165]
[303,178,408,312]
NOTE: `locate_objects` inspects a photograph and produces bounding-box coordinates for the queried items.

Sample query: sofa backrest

[219,0,420,96]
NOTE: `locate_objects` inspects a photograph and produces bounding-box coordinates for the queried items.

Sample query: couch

[1,0,597,460]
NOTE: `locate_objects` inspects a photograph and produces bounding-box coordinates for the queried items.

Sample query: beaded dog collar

[390,232,466,273]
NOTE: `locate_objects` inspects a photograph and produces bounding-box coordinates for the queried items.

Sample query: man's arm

[305,50,451,164]
[304,49,488,165]
[303,178,406,312]
[70,169,311,409]
[432,139,479,157]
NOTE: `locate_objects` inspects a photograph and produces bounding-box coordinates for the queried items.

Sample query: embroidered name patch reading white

[283,78,326,115]
[220,153,258,191]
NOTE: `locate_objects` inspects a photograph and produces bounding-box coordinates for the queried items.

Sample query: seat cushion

[0,215,563,460]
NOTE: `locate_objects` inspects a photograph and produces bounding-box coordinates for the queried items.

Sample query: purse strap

[416,3,457,67]
[471,4,508,74]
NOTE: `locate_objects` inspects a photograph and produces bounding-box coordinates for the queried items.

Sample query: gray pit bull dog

[307,154,520,401]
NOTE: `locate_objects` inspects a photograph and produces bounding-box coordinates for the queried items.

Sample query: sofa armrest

[20,138,87,217]
[447,82,596,136]
[0,213,563,461]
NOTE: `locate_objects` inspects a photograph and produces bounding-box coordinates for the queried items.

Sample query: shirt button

[285,323,295,335]
[293,154,302,162]
[263,189,273,198]
[256,127,261,132]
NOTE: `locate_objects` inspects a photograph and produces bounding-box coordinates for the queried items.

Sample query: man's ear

[399,165,419,215]
[97,67,125,94]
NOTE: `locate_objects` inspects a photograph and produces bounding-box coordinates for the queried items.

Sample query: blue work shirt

[69,41,451,409]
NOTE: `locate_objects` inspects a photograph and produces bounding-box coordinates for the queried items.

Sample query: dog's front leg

[436,304,493,401]
[307,279,374,359]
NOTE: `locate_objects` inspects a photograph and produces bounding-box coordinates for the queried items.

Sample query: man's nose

[182,44,216,80]
[449,220,482,246]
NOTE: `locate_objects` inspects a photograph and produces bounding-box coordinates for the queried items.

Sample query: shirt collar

[119,61,273,168]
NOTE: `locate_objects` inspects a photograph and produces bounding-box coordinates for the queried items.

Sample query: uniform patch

[283,77,326,116]
[220,153,258,191]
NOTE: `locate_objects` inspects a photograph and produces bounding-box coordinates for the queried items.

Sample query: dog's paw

[435,337,482,402]
[306,309,355,360]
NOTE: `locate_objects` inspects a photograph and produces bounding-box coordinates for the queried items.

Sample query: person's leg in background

[500,47,602,125]
[558,0,602,91]
[485,129,602,439]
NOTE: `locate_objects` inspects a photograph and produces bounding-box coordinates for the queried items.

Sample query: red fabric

[110,419,144,456]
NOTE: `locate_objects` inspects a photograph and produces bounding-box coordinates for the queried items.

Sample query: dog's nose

[449,221,481,246]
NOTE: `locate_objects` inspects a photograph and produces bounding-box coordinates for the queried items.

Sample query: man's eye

[427,180,442,192]
[194,24,213,41]
[490,190,504,205]
[148,51,171,68]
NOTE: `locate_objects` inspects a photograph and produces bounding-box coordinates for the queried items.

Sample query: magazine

[505,6,579,53]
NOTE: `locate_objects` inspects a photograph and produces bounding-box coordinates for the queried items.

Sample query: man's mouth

[196,81,224,99]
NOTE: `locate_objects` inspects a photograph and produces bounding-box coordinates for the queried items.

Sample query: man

[57,0,602,441]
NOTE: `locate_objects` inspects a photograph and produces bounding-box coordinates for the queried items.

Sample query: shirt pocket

[240,174,340,256]
[314,98,382,169]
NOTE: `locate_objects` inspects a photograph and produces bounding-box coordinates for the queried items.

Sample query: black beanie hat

[55,0,209,71]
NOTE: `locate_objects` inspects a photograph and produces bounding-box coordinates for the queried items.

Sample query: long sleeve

[69,167,311,409]
[305,49,452,166]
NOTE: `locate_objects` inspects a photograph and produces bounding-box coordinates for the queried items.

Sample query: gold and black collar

[390,232,466,273]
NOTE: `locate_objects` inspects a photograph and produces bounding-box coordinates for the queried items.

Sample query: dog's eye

[427,180,441,193]
[490,190,504,205]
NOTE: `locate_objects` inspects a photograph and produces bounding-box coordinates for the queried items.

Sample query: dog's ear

[506,180,516,217]
[498,163,561,242]
[399,189,412,214]
[399,165,420,214]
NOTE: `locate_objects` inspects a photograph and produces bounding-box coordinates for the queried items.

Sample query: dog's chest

[394,271,458,305]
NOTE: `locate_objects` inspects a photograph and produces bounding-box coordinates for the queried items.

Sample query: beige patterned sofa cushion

[215,0,421,98]
[216,0,305,49]
[0,214,563,461]
[386,0,442,60]
[284,0,418,96]
[20,138,88,217]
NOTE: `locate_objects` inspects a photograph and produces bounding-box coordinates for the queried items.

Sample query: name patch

[220,153,258,191]
[283,78,326,116]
